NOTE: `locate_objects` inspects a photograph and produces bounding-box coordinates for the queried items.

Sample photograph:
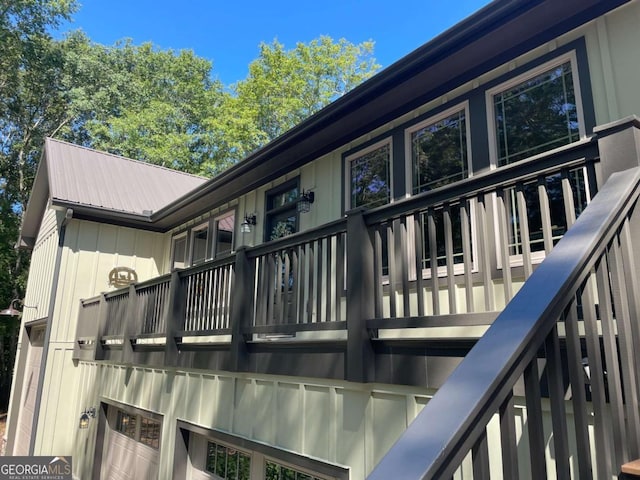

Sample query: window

[500,166,589,262]
[139,417,161,449]
[265,460,327,480]
[206,441,251,480]
[346,139,391,209]
[420,204,470,270]
[489,53,583,166]
[214,212,235,256]
[265,180,299,242]
[191,223,210,265]
[116,410,137,439]
[408,106,470,194]
[113,407,162,450]
[172,234,187,270]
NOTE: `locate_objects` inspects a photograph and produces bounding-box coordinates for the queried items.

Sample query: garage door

[101,406,161,480]
[12,326,45,456]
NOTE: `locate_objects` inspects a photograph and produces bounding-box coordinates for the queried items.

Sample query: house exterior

[5,0,640,478]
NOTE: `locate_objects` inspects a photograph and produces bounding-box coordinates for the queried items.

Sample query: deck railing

[73,135,605,376]
[364,143,597,320]
[248,219,347,331]
[367,167,640,479]
[135,276,171,335]
[181,256,235,333]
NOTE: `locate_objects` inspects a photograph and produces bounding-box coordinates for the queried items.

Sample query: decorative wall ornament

[108,267,138,287]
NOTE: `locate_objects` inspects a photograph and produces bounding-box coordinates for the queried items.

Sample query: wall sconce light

[297,190,315,213]
[241,213,257,233]
[0,299,37,317]
[79,407,97,429]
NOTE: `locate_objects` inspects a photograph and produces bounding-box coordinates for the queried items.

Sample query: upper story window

[265,179,299,241]
[488,52,584,167]
[346,139,391,210]
[407,104,470,194]
[190,223,209,265]
[171,233,188,270]
[214,211,235,256]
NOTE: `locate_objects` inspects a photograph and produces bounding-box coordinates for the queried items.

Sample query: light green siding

[73,363,433,480]
[30,216,168,457]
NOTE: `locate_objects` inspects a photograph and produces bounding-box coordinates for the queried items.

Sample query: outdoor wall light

[79,407,97,429]
[241,213,257,233]
[297,190,315,213]
[0,298,37,317]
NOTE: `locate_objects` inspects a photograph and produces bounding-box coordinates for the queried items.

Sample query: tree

[0,0,77,410]
[59,38,229,175]
[227,36,380,157]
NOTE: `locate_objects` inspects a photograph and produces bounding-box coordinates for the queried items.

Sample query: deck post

[164,270,186,367]
[229,247,253,372]
[346,209,375,383]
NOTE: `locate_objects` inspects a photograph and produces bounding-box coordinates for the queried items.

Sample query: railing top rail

[247,217,347,258]
[80,296,101,306]
[178,253,236,277]
[363,137,598,225]
[104,289,130,300]
[367,166,640,480]
[134,272,172,290]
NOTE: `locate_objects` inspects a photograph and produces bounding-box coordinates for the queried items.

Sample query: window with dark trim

[265,179,300,242]
[139,417,161,450]
[172,234,188,270]
[113,407,162,450]
[191,223,209,265]
[346,140,391,210]
[490,54,583,166]
[214,212,235,257]
[265,460,327,480]
[408,107,470,194]
[115,410,136,439]
[205,441,251,479]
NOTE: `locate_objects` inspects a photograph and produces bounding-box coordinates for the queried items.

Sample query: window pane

[494,61,580,166]
[266,181,300,242]
[115,411,136,439]
[268,186,299,210]
[206,441,251,480]
[422,205,469,269]
[265,461,324,480]
[192,226,209,265]
[350,143,390,209]
[172,236,187,269]
[139,417,160,449]
[412,110,468,193]
[215,214,235,256]
[503,168,589,256]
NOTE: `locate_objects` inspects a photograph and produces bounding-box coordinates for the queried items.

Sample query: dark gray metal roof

[45,138,206,215]
[18,139,207,247]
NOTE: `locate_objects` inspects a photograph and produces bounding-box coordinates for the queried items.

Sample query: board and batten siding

[72,362,594,480]
[4,208,61,455]
[73,362,432,480]
[32,216,168,457]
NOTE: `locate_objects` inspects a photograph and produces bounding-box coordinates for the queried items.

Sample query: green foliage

[0,0,76,412]
[230,36,380,155]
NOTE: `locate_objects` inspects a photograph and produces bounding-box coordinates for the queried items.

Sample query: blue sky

[57,0,491,86]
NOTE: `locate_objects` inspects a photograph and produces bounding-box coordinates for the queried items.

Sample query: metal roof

[44,138,207,215]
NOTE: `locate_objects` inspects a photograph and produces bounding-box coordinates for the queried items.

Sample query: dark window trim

[212,207,238,257]
[264,177,301,242]
[103,399,163,450]
[338,37,593,207]
[170,206,238,270]
[342,137,393,213]
[177,419,349,480]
